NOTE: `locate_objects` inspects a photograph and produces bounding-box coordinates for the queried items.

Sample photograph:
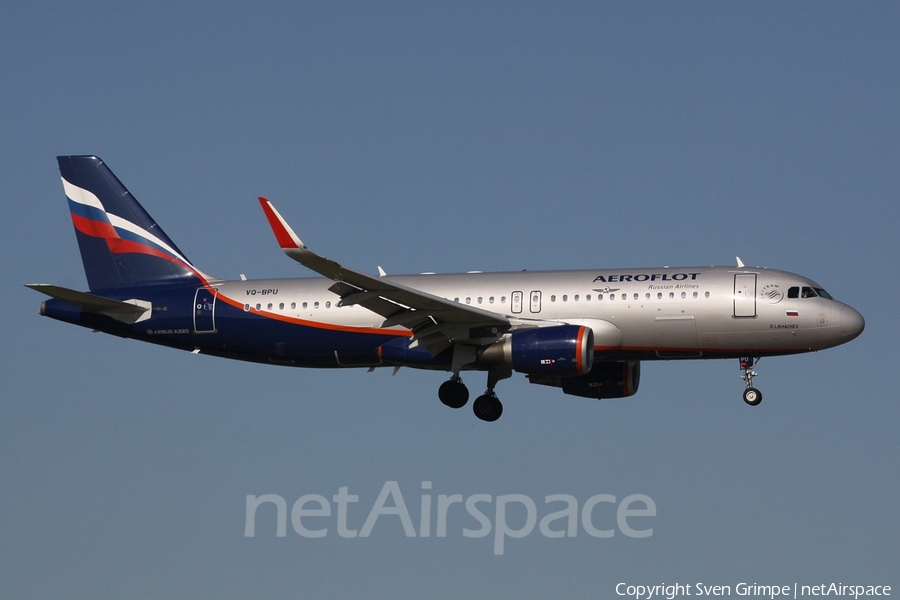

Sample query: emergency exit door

[530,291,542,313]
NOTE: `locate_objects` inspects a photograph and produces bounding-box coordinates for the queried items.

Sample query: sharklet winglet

[258,197,303,249]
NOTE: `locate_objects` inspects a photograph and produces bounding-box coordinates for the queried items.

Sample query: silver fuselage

[220,265,864,361]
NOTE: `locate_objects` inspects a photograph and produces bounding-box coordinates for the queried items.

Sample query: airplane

[27,156,865,421]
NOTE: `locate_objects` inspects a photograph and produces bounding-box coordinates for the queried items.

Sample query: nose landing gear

[740,356,762,406]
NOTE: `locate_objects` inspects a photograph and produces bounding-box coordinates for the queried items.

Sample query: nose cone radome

[839,304,865,342]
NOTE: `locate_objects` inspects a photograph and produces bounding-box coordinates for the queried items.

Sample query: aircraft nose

[839,304,865,342]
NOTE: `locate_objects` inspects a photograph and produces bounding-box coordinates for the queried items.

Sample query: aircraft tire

[473,394,503,422]
[439,380,469,409]
[743,387,762,406]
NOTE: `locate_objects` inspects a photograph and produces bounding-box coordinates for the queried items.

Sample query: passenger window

[267,303,273,310]
[243,304,250,312]
[291,302,296,309]
[704,291,709,298]
[586,294,591,301]
[610,294,615,300]
[657,293,662,300]
[574,295,580,301]
[669,292,674,299]
[788,287,800,299]
[314,302,319,309]
[551,295,556,302]
[693,292,698,299]
[325,301,331,308]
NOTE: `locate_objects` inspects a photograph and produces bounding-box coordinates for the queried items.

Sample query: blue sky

[2,2,897,597]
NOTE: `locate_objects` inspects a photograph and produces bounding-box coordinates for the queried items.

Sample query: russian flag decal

[786,310,799,317]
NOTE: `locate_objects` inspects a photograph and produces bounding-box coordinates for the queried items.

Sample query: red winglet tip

[258,197,299,249]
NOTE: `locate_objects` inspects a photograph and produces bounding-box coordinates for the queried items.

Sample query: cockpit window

[788,286,833,300]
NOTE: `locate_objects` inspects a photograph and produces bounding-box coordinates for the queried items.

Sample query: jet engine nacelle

[528,360,641,399]
[479,325,594,377]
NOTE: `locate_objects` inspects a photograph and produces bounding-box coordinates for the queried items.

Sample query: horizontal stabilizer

[26,284,152,324]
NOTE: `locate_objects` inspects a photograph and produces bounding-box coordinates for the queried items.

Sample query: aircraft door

[530,291,542,313]
[511,291,523,314]
[193,288,218,333]
[733,274,757,318]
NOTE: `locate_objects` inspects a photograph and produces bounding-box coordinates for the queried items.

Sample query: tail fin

[58,156,211,290]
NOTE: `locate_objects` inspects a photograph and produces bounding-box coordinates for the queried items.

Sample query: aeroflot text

[244,481,655,555]
[593,273,701,283]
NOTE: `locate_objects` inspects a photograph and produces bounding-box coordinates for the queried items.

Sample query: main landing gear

[472,392,503,422]
[740,356,763,406]
[438,376,468,409]
[438,369,509,422]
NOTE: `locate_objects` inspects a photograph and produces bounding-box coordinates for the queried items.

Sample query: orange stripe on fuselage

[214,291,411,338]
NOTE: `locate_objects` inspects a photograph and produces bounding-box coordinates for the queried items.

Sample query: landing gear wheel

[743,387,762,406]
[738,357,762,406]
[439,379,469,409]
[473,394,503,422]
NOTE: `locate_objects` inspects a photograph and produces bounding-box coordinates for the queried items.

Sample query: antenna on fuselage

[736,257,745,268]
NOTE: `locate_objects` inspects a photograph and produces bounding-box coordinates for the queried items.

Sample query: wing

[258,198,510,355]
